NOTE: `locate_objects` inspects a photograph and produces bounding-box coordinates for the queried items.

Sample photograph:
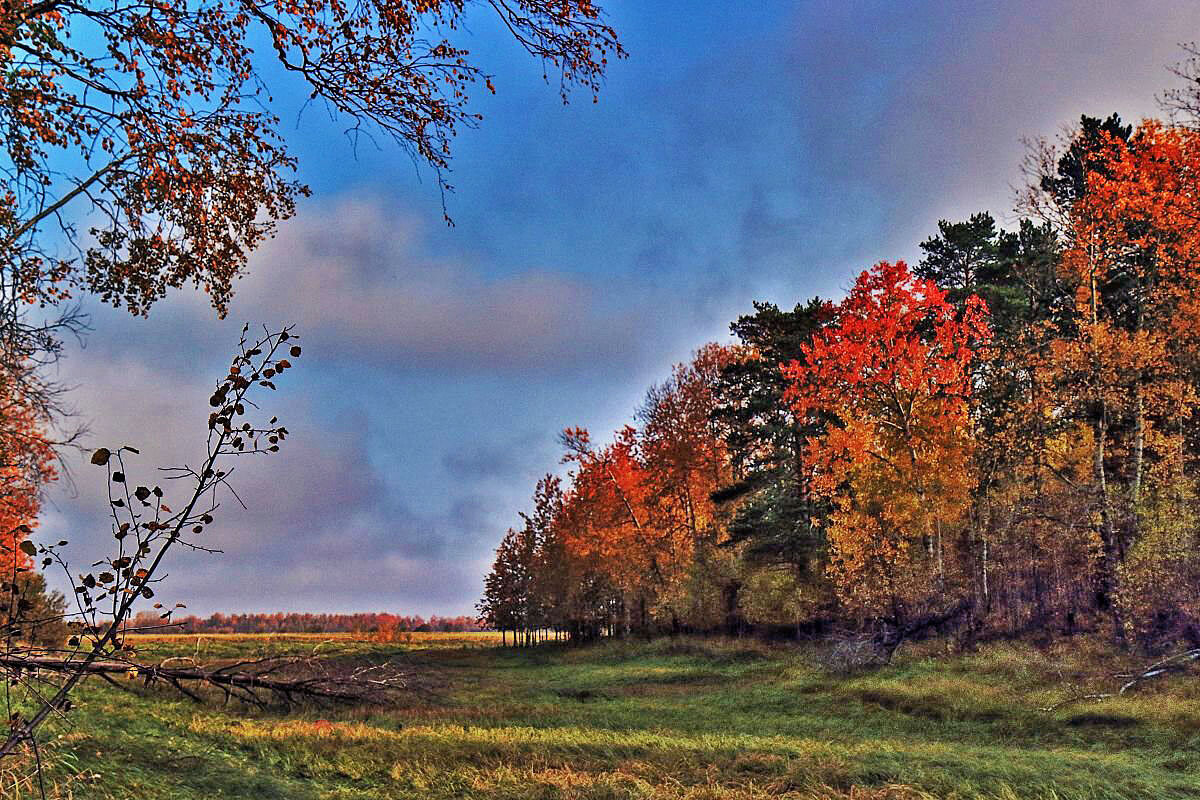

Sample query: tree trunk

[1087,255,1124,645]
[1132,386,1144,507]
[1093,402,1125,644]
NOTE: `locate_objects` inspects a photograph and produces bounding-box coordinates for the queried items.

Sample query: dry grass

[7,634,1197,799]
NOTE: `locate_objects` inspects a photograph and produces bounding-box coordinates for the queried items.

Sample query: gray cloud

[778,0,1200,263]
[71,194,671,381]
[442,432,547,483]
[225,197,664,375]
[37,367,504,615]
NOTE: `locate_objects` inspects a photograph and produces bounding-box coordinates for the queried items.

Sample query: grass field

[12,633,1200,799]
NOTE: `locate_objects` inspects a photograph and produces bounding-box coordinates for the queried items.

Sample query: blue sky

[37,1,1200,615]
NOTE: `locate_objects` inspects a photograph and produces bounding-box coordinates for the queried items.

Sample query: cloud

[775,0,1200,260]
[443,434,544,482]
[219,197,663,375]
[34,279,512,616]
[37,352,503,615]
[71,193,670,381]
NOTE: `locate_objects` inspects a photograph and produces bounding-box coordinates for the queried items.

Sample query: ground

[9,633,1199,799]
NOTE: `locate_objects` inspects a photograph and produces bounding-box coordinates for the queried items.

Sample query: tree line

[126,611,485,635]
[480,100,1200,654]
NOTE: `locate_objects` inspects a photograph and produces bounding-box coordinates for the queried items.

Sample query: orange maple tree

[634,343,738,624]
[559,426,651,621]
[783,260,990,619]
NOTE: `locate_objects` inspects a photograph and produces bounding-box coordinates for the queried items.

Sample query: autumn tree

[478,527,528,645]
[915,212,1088,632]
[0,377,59,655]
[0,381,54,573]
[526,474,569,639]
[635,343,737,631]
[1045,120,1200,642]
[559,425,655,635]
[552,479,621,640]
[783,261,990,625]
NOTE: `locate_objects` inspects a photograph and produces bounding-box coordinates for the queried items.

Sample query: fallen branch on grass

[1115,648,1200,694]
[1040,648,1200,712]
[1039,692,1114,712]
[0,653,411,709]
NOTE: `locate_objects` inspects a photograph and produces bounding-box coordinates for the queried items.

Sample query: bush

[819,633,893,674]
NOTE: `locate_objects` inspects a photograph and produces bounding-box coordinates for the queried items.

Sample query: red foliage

[782,261,990,614]
[0,396,56,574]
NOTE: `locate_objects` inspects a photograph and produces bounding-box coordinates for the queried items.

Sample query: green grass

[12,634,1200,799]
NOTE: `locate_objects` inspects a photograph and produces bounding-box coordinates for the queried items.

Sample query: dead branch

[1040,648,1200,712]
[1039,692,1114,712]
[1115,648,1200,694]
[824,599,973,672]
[0,653,410,709]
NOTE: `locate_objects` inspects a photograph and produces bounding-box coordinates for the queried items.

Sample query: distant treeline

[129,611,485,634]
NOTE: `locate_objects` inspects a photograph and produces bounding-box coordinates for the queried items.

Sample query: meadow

[16,633,1200,799]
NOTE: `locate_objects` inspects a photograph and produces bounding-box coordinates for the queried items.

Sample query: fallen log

[0,653,410,709]
[1115,648,1200,694]
[884,598,973,655]
[1040,648,1200,712]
